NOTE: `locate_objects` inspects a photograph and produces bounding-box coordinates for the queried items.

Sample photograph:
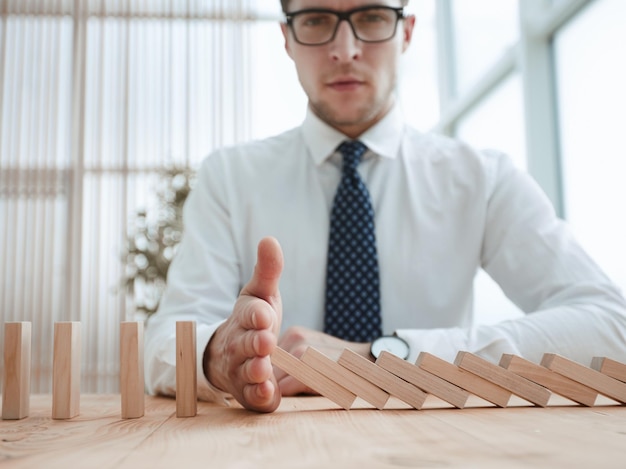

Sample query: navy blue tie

[324,141,382,342]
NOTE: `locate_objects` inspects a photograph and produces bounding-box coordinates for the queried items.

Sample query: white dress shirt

[145,103,626,402]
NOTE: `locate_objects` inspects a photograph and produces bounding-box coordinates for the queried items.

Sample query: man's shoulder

[403,127,509,167]
[195,126,304,183]
[212,127,302,161]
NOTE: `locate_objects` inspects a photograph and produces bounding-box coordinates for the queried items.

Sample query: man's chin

[311,104,374,128]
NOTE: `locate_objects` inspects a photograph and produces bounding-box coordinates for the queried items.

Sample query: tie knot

[337,140,367,172]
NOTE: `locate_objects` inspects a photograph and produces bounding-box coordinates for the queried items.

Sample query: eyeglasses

[285,6,406,46]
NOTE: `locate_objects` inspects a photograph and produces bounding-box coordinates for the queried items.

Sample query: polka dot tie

[324,140,382,343]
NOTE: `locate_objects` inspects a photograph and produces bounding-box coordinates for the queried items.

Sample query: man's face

[281,0,415,138]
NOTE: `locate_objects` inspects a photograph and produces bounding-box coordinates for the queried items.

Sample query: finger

[241,329,277,358]
[242,380,281,413]
[241,355,274,384]
[241,237,284,309]
[236,299,276,331]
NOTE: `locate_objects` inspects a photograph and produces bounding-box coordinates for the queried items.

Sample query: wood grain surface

[1,395,624,469]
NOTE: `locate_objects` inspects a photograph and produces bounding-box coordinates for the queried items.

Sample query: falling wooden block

[301,347,390,410]
[337,349,427,410]
[500,354,597,406]
[416,352,511,408]
[542,353,626,404]
[2,322,32,420]
[52,322,81,419]
[272,347,356,410]
[377,351,469,409]
[455,352,551,407]
[176,321,197,417]
[591,357,626,383]
[120,322,145,419]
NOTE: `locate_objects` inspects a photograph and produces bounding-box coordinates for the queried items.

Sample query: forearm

[397,300,626,365]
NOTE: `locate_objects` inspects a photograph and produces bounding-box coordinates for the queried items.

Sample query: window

[451,0,519,96]
[456,73,526,169]
[556,0,626,293]
[455,74,526,324]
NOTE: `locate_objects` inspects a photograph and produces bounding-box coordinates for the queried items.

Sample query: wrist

[370,335,410,360]
[203,326,227,392]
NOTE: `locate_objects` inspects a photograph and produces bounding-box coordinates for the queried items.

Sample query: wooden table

[1,394,625,468]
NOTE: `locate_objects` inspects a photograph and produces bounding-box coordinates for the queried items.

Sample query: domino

[52,322,81,419]
[416,352,511,408]
[120,322,145,419]
[337,349,427,410]
[455,352,551,407]
[301,347,390,410]
[176,321,197,417]
[591,357,626,383]
[271,347,356,410]
[542,353,626,404]
[3,315,625,419]
[2,322,31,420]
[376,351,469,409]
[500,354,598,407]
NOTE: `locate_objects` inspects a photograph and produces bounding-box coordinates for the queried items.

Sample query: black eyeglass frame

[285,5,406,46]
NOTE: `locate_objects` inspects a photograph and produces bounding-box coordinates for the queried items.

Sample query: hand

[203,237,283,413]
[275,327,371,396]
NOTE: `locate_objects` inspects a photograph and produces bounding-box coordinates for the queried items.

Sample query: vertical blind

[0,0,274,393]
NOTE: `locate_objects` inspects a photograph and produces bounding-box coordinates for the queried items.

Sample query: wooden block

[271,347,356,410]
[376,351,469,409]
[120,322,145,419]
[52,322,81,419]
[591,357,626,383]
[455,352,551,407]
[500,354,597,406]
[2,322,31,420]
[337,349,427,410]
[416,352,511,407]
[301,347,390,410]
[542,353,626,404]
[176,321,197,417]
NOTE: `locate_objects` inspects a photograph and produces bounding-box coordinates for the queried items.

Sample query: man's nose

[329,19,362,61]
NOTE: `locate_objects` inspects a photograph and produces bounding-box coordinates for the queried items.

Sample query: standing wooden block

[272,347,356,410]
[120,322,145,419]
[176,321,197,417]
[542,353,626,404]
[500,354,598,406]
[337,349,427,410]
[2,322,32,420]
[591,357,626,383]
[301,347,390,410]
[416,352,511,407]
[376,351,469,409]
[455,352,551,407]
[52,322,81,419]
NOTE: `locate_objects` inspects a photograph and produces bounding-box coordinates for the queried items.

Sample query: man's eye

[354,10,393,24]
[302,15,332,27]
[362,14,385,23]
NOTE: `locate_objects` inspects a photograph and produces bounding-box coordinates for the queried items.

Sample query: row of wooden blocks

[272,347,626,410]
[3,320,626,420]
[2,321,198,420]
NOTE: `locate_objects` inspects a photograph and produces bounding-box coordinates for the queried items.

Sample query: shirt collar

[301,102,405,165]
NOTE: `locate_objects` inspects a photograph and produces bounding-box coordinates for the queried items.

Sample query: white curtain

[0,0,280,393]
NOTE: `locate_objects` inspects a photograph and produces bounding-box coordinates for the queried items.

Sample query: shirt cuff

[195,320,231,405]
[394,327,469,363]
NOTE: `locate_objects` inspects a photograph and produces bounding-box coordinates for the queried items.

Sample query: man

[144,0,626,413]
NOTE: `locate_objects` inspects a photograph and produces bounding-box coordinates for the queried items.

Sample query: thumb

[241,236,284,314]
